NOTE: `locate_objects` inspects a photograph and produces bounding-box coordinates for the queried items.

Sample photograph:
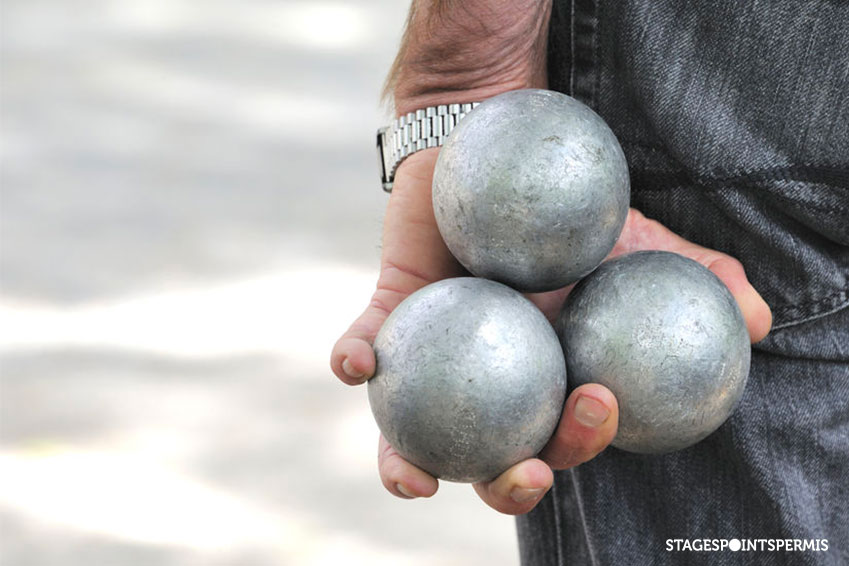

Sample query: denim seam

[634,180,849,214]
[770,299,849,334]
[550,475,565,566]
[618,139,668,152]
[761,194,847,215]
[590,0,600,111]
[569,0,575,96]
[624,155,849,190]
[572,0,598,105]
[708,166,849,187]
[760,192,849,214]
[569,468,599,566]
[771,290,849,330]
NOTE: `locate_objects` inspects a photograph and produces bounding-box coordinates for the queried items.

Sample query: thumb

[330,266,430,385]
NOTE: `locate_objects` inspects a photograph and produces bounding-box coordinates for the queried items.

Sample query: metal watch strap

[377,102,480,192]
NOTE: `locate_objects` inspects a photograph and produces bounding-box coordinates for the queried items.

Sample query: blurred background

[0,1,519,564]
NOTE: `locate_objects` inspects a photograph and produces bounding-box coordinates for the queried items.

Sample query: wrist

[390,0,551,116]
[394,82,529,118]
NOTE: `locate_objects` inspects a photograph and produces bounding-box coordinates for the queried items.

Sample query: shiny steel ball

[556,251,750,454]
[368,278,567,483]
[433,89,630,292]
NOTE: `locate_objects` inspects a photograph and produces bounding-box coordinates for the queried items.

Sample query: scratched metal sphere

[556,251,751,454]
[368,277,567,483]
[433,89,630,292]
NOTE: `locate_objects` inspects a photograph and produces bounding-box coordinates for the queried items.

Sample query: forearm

[388,0,552,115]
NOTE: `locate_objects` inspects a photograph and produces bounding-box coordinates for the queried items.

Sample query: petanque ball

[556,251,751,454]
[432,89,630,292]
[368,277,568,483]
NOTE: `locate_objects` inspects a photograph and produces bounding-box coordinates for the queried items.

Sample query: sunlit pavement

[0,1,519,564]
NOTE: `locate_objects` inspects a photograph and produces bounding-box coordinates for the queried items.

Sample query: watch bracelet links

[378,102,480,192]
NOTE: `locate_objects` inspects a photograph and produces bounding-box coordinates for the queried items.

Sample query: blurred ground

[0,1,520,564]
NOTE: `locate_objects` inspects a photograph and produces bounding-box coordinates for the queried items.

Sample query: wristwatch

[376,102,480,192]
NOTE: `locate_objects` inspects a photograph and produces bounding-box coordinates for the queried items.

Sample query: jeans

[516,1,849,563]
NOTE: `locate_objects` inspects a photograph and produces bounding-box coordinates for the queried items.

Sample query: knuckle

[546,434,611,469]
[367,292,394,318]
[379,452,407,482]
[711,255,745,275]
[544,447,578,470]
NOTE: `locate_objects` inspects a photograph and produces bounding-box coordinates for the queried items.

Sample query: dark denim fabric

[516,1,849,564]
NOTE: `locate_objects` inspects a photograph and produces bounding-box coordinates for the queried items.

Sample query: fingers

[539,383,619,470]
[374,384,616,514]
[615,209,772,343]
[376,436,556,515]
[331,256,452,385]
[704,255,772,343]
[330,287,402,385]
[469,384,618,515]
[472,459,554,515]
[525,285,573,323]
[369,365,616,516]
[376,436,554,514]
[378,435,439,499]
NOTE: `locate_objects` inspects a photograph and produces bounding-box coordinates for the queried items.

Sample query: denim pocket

[549,0,849,330]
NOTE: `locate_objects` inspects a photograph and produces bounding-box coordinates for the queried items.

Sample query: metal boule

[433,88,630,292]
[556,251,751,454]
[368,277,568,483]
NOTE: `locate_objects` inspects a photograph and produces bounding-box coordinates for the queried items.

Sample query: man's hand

[330,148,772,515]
[333,0,771,516]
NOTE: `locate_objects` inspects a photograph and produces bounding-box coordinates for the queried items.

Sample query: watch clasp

[376,127,393,192]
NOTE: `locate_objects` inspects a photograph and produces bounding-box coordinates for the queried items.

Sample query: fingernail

[575,396,610,428]
[342,358,364,380]
[510,487,545,503]
[396,483,416,498]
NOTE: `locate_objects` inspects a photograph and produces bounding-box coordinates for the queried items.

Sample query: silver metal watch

[376,102,480,192]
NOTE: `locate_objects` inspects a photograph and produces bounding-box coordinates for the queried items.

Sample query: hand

[331,147,772,515]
